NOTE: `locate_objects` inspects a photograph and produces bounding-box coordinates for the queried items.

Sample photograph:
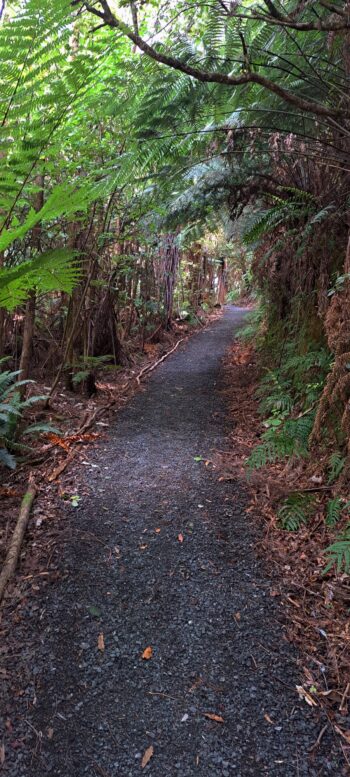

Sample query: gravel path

[8,306,339,776]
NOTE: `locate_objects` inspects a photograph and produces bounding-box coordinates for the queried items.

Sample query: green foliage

[327,452,346,484]
[0,359,56,468]
[257,370,293,417]
[325,497,344,527]
[247,414,313,470]
[324,525,350,575]
[0,250,80,310]
[243,194,313,245]
[238,305,266,345]
[243,192,336,249]
[0,0,127,310]
[278,493,315,532]
[71,355,115,386]
[243,308,332,474]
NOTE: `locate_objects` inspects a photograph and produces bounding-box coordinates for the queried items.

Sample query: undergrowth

[0,359,56,469]
[241,305,350,572]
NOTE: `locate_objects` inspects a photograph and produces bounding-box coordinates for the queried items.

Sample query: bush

[0,359,55,468]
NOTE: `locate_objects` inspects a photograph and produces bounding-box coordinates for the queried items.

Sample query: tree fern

[0,250,80,310]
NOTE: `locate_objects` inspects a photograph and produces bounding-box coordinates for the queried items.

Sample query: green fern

[0,250,80,310]
[243,195,314,245]
[0,359,58,468]
[247,414,313,470]
[327,452,346,484]
[324,524,350,574]
[278,493,315,531]
[325,497,343,527]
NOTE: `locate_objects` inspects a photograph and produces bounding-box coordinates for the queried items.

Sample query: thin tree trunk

[18,289,36,387]
[0,251,5,357]
[18,178,44,394]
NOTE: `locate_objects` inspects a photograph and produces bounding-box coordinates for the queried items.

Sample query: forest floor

[1,306,345,776]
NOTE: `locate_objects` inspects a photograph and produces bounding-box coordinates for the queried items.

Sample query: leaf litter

[221,339,350,758]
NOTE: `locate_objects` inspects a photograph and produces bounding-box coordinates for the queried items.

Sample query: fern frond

[326,497,343,527]
[0,250,80,310]
[324,524,350,574]
[328,452,346,484]
[278,493,315,531]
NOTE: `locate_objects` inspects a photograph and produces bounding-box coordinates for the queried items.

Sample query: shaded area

[9,307,338,776]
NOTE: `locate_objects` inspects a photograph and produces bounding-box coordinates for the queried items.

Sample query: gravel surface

[3,306,342,776]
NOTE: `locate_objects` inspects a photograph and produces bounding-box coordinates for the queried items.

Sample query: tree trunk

[18,178,44,395]
[18,289,36,387]
[0,252,5,358]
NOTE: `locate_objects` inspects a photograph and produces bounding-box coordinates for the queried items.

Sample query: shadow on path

[14,306,336,776]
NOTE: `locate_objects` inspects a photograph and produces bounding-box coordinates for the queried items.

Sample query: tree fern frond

[0,250,80,310]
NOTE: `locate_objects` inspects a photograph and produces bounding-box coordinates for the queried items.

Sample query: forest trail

[15,307,327,776]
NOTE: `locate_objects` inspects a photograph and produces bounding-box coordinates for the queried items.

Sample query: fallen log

[47,449,77,482]
[0,474,37,604]
[135,337,186,384]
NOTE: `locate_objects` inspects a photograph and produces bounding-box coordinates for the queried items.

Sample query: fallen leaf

[141,745,154,768]
[98,633,105,652]
[47,728,54,740]
[264,713,274,724]
[204,713,224,723]
[47,433,70,452]
[142,646,153,660]
[296,685,318,707]
[155,528,161,534]
[0,744,5,766]
[178,533,184,543]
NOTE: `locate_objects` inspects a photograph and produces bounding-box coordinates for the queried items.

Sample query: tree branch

[319,0,347,15]
[261,0,283,20]
[80,1,347,119]
[244,10,350,32]
[216,0,229,13]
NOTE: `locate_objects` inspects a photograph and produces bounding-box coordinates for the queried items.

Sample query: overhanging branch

[80,0,348,120]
